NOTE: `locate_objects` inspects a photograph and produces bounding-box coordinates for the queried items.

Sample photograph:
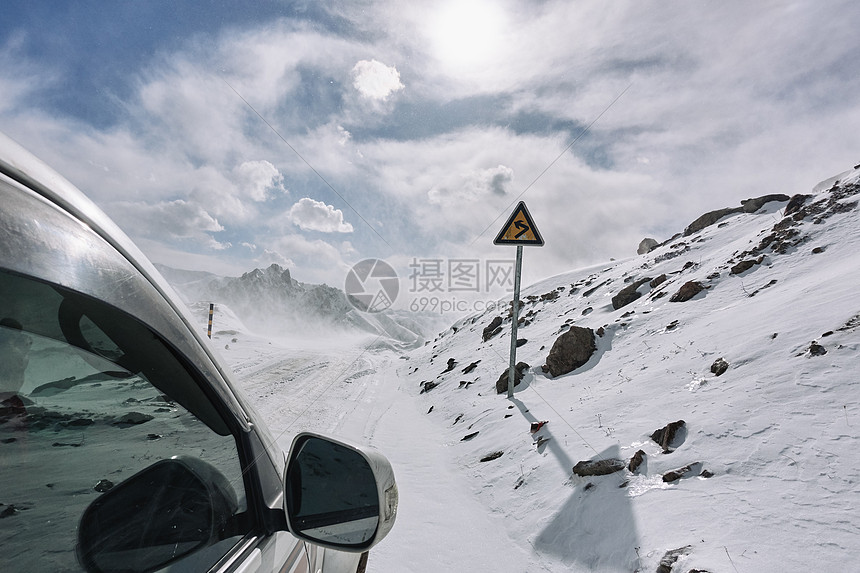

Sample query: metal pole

[507,245,523,399]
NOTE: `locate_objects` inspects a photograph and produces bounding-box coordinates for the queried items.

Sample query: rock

[684,207,743,236]
[650,274,668,288]
[651,420,686,453]
[730,260,757,275]
[462,361,480,374]
[442,358,457,373]
[628,450,646,473]
[112,412,154,426]
[670,281,705,302]
[461,432,479,441]
[741,194,790,213]
[516,338,528,347]
[420,381,439,394]
[710,358,729,376]
[480,451,504,462]
[784,194,812,216]
[662,462,703,482]
[656,546,693,573]
[638,237,659,254]
[611,277,652,310]
[809,342,827,356]
[495,362,530,394]
[544,326,596,377]
[93,479,114,493]
[482,316,503,342]
[572,458,626,477]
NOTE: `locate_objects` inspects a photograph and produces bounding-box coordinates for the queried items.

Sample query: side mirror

[77,457,239,573]
[284,433,398,552]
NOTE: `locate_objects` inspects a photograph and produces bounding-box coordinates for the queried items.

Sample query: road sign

[493,201,544,246]
[493,202,544,397]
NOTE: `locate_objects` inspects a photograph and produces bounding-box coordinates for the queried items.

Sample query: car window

[0,269,250,572]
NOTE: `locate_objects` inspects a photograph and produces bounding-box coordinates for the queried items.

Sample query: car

[0,130,398,573]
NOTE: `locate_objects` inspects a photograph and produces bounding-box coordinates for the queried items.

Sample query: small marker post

[207,303,214,339]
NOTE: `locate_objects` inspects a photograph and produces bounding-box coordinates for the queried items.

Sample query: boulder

[495,362,530,394]
[544,326,596,377]
[730,260,757,275]
[628,450,646,473]
[784,194,812,216]
[649,274,668,288]
[662,461,703,482]
[710,358,729,376]
[482,316,503,341]
[670,281,705,302]
[637,237,659,254]
[656,546,693,573]
[611,277,651,310]
[651,420,686,453]
[741,194,790,213]
[684,207,743,236]
[572,458,626,477]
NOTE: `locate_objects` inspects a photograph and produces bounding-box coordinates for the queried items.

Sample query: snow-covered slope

[399,169,860,571]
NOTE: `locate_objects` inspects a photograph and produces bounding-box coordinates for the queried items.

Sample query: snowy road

[220,335,538,573]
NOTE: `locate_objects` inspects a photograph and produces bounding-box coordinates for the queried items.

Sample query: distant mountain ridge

[155,262,426,349]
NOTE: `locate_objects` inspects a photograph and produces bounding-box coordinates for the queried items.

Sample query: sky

[2,0,859,301]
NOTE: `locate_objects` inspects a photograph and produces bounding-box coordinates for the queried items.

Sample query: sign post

[493,201,544,398]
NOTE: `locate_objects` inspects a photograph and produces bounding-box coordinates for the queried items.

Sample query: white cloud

[288,198,354,233]
[233,160,286,201]
[112,199,230,250]
[351,59,404,100]
[428,164,514,204]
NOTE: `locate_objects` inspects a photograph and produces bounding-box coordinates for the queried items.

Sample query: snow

[205,177,860,571]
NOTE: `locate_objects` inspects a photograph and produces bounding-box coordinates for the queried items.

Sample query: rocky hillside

[400,167,860,571]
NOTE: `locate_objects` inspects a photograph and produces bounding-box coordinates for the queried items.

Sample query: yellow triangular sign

[494,201,544,246]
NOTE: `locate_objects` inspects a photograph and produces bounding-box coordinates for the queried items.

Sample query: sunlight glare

[430,0,507,72]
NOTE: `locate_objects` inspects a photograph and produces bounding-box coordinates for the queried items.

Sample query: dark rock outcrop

[656,546,693,573]
[572,458,626,477]
[710,358,729,376]
[628,450,646,473]
[809,342,827,356]
[651,420,686,453]
[741,194,790,213]
[495,362,530,394]
[670,281,705,302]
[544,326,596,377]
[482,316,503,341]
[650,274,668,289]
[462,361,480,374]
[784,194,812,216]
[638,237,659,254]
[684,207,743,236]
[730,259,758,275]
[662,461,703,482]
[611,277,651,310]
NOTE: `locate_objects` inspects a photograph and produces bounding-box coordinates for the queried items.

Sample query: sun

[429,0,508,72]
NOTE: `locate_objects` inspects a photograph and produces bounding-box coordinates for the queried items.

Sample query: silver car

[0,131,397,573]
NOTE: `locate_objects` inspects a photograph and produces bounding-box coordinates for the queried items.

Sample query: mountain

[400,167,860,570]
[157,262,426,349]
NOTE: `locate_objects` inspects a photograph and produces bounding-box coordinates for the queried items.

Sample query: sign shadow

[532,444,641,572]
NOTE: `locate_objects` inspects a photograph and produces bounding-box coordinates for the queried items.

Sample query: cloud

[233,160,286,201]
[288,197,354,233]
[428,164,514,204]
[351,59,404,100]
[113,199,230,250]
